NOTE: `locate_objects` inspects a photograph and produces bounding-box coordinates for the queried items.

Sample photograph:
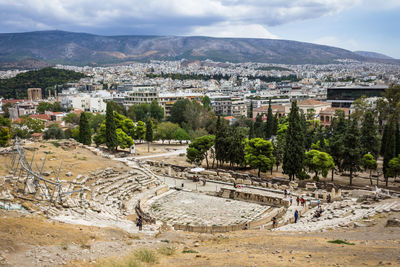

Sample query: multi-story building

[327,86,387,107]
[123,87,158,107]
[210,96,247,117]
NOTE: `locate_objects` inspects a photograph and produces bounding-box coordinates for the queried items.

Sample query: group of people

[192,176,207,186]
[313,207,324,218]
[295,196,306,207]
[233,182,243,189]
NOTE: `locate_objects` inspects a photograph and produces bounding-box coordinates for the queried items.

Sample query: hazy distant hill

[0,30,398,68]
[354,51,394,60]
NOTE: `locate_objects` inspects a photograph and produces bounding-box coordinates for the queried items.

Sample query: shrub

[328,239,355,245]
[134,248,157,264]
[158,245,176,256]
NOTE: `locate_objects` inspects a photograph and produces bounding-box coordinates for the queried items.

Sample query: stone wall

[173,206,286,233]
[218,188,290,208]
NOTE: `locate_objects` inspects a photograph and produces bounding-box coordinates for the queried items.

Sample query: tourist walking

[137,216,143,231]
[272,217,277,228]
[294,210,299,223]
[289,196,293,205]
[296,196,300,206]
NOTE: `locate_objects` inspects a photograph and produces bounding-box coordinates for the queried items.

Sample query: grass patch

[127,234,141,240]
[77,156,87,161]
[160,239,169,243]
[60,241,68,250]
[158,245,176,256]
[80,243,91,249]
[182,249,198,254]
[328,239,355,245]
[50,141,60,147]
[134,248,157,264]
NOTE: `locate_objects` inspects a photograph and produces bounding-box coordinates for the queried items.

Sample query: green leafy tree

[387,155,400,179]
[283,101,305,181]
[114,112,136,137]
[0,127,11,147]
[186,135,215,168]
[351,95,372,122]
[360,111,380,157]
[201,96,211,110]
[328,110,347,181]
[0,67,85,98]
[145,119,153,152]
[78,112,91,145]
[154,122,180,143]
[63,113,80,125]
[116,128,133,149]
[304,150,334,180]
[342,119,362,185]
[361,154,378,186]
[0,116,11,127]
[105,102,117,151]
[173,128,190,143]
[89,114,106,132]
[264,99,273,139]
[135,121,146,142]
[36,102,54,114]
[169,99,190,126]
[244,138,275,177]
[43,124,65,140]
[150,100,164,122]
[64,127,79,140]
[2,103,12,118]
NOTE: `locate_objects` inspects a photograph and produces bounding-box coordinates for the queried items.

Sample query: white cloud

[0,0,395,37]
[314,36,360,50]
[190,22,278,39]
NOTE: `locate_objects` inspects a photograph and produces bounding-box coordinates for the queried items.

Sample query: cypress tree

[342,119,362,185]
[254,114,264,138]
[264,99,273,139]
[215,116,228,167]
[383,119,396,186]
[396,122,400,157]
[248,101,253,119]
[282,101,305,181]
[105,102,117,151]
[380,123,389,157]
[249,120,255,139]
[360,111,380,157]
[145,119,153,152]
[78,112,91,145]
[272,113,279,136]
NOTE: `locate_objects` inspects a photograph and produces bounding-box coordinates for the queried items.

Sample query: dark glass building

[327,86,387,107]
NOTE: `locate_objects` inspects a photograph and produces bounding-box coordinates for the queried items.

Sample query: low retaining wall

[173,206,286,233]
[218,188,290,208]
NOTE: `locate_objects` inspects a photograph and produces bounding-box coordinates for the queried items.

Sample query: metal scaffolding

[8,139,82,204]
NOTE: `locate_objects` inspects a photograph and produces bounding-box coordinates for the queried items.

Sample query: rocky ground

[1,140,400,266]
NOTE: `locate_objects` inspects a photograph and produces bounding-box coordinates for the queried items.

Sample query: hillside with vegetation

[0,67,85,98]
[2,30,399,67]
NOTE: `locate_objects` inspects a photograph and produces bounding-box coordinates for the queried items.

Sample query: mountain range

[0,30,398,69]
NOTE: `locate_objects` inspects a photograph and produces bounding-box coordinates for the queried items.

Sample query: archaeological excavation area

[1,139,400,266]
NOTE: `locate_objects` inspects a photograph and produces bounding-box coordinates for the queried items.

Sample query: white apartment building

[61,91,108,113]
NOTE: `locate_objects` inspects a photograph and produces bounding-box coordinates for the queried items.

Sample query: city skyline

[0,0,399,58]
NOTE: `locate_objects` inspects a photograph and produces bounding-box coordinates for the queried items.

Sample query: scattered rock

[386,218,400,227]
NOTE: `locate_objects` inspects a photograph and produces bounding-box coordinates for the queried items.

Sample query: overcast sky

[0,0,399,58]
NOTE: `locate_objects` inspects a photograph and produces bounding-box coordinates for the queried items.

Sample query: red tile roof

[30,114,51,121]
